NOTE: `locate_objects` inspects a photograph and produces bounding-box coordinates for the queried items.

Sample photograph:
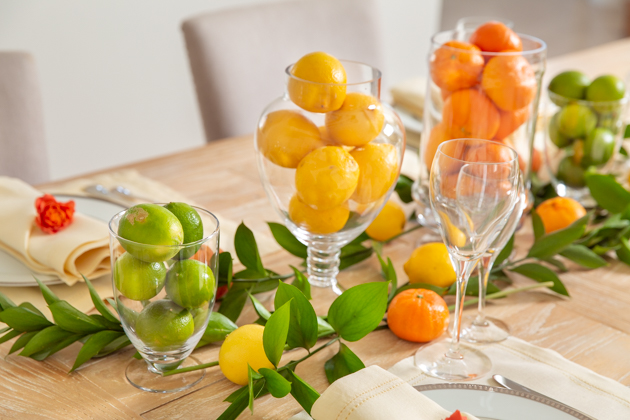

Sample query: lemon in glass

[325,93,385,147]
[350,143,398,204]
[165,259,215,309]
[114,252,166,301]
[288,194,349,234]
[135,300,194,349]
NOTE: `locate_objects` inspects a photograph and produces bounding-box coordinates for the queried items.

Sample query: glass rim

[108,204,220,249]
[547,89,629,106]
[436,138,519,165]
[285,59,382,87]
[430,29,547,56]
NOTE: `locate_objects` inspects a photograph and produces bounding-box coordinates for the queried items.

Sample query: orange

[442,89,500,140]
[482,55,537,111]
[257,110,325,168]
[469,21,523,53]
[288,51,347,113]
[366,201,406,241]
[350,143,398,204]
[494,107,530,140]
[531,147,542,173]
[430,40,484,92]
[288,194,350,234]
[536,197,586,233]
[325,93,385,147]
[387,288,449,343]
[424,123,451,171]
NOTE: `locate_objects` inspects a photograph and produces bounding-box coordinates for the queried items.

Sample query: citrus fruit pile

[257,51,399,235]
[116,202,215,350]
[547,70,627,188]
[427,21,541,174]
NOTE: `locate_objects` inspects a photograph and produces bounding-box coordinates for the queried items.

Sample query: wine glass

[415,139,520,380]
[460,172,525,344]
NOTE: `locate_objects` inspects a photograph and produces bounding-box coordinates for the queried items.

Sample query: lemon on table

[586,75,626,101]
[165,259,215,309]
[366,201,406,241]
[350,143,398,204]
[117,204,184,262]
[325,92,385,147]
[164,202,204,260]
[114,252,166,301]
[403,243,456,288]
[135,300,194,349]
[288,194,349,234]
[288,51,347,113]
[219,324,274,386]
[548,70,590,100]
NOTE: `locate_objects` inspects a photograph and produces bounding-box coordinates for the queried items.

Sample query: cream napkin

[0,177,109,286]
[310,365,478,420]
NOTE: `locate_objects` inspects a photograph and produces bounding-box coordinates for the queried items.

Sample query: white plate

[0,195,125,287]
[416,383,593,420]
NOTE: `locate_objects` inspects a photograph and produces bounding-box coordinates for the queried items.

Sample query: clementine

[424,123,451,171]
[469,21,523,53]
[481,55,537,111]
[430,41,484,92]
[494,107,530,140]
[531,147,542,173]
[442,89,500,140]
[536,197,586,233]
[387,288,449,343]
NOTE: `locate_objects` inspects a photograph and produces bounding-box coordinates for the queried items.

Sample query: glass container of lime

[108,203,219,393]
[544,71,629,205]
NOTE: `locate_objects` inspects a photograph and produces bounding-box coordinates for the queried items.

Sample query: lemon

[219,324,275,386]
[295,146,360,210]
[366,201,406,241]
[114,252,166,301]
[288,52,347,113]
[288,194,349,234]
[135,300,194,350]
[403,243,457,288]
[438,211,467,248]
[325,92,385,147]
[350,143,398,204]
[165,259,215,309]
[164,202,203,260]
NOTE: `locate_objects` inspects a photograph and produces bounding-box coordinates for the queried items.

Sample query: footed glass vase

[255,59,405,293]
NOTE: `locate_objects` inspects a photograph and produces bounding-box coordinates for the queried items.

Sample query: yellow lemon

[295,146,360,210]
[350,143,398,204]
[366,201,406,241]
[289,194,349,234]
[325,92,385,147]
[403,243,457,288]
[257,110,326,168]
[288,51,347,113]
[219,324,274,386]
[438,211,467,248]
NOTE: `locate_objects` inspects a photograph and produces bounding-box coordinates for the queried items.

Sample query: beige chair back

[0,52,49,184]
[182,0,385,142]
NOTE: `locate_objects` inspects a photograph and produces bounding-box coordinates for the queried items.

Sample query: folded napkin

[0,177,110,286]
[310,365,478,420]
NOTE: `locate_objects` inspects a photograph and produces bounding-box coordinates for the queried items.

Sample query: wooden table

[3,39,630,419]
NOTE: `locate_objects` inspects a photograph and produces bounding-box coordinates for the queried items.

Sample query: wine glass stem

[306,244,341,288]
[474,255,493,326]
[447,259,476,358]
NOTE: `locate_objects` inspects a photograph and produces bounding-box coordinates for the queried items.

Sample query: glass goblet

[415,139,520,381]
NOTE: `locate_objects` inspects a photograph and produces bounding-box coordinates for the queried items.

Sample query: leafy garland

[1,171,630,418]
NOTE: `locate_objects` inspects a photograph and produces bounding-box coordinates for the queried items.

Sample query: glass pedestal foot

[414,341,491,381]
[125,355,205,393]
[460,316,510,344]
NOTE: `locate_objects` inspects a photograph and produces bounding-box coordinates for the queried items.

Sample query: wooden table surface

[3,39,630,419]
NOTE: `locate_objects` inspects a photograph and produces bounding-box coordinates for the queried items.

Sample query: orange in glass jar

[494,107,530,141]
[442,89,500,140]
[430,40,484,92]
[470,21,523,53]
[424,123,451,171]
[481,55,537,111]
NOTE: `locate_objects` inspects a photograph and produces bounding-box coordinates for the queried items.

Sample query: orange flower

[35,194,75,234]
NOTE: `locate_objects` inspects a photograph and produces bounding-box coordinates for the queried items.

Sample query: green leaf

[234,223,265,275]
[377,254,398,304]
[71,330,125,372]
[49,301,106,333]
[560,244,608,268]
[95,334,131,357]
[395,174,414,203]
[29,333,85,361]
[495,235,515,267]
[527,224,585,260]
[218,288,248,323]
[259,368,291,398]
[324,342,365,384]
[219,251,234,288]
[317,316,335,338]
[268,222,307,259]
[585,173,630,214]
[287,370,320,415]
[18,302,46,318]
[34,277,61,305]
[218,380,266,420]
[0,329,20,345]
[199,312,238,344]
[274,282,318,350]
[339,248,373,270]
[0,292,16,311]
[394,282,447,297]
[544,257,569,272]
[81,275,119,323]
[532,211,545,240]
[247,365,262,414]
[9,331,38,354]
[290,266,311,300]
[248,293,271,321]
[20,326,74,357]
[328,282,388,341]
[616,237,630,265]
[510,263,569,296]
[262,300,291,367]
[0,306,53,331]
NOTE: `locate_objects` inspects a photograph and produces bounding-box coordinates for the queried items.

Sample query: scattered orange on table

[387,288,449,343]
[442,88,500,139]
[430,40,484,92]
[469,21,523,53]
[536,197,586,233]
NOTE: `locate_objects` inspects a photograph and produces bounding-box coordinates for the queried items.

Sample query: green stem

[278,336,340,372]
[447,281,554,312]
[231,272,295,284]
[162,360,219,377]
[382,224,424,244]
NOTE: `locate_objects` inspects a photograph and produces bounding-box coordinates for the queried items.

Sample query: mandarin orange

[536,197,586,233]
[387,288,449,343]
[430,41,484,92]
[481,55,537,111]
[442,89,500,140]
[494,107,530,140]
[469,21,523,53]
[424,123,451,171]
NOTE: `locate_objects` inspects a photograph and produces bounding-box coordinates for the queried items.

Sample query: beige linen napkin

[0,177,109,286]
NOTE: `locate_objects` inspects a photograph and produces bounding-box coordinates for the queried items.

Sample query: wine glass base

[414,341,491,381]
[125,356,205,393]
[460,316,510,344]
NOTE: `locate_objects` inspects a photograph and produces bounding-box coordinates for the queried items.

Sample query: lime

[118,204,184,262]
[114,252,166,301]
[548,70,590,100]
[583,127,615,167]
[135,300,194,349]
[191,307,209,333]
[549,112,572,148]
[164,202,204,259]
[586,75,626,101]
[557,155,586,188]
[557,104,596,138]
[117,300,139,328]
[219,324,274,386]
[165,259,215,308]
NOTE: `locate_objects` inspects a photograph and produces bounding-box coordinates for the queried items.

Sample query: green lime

[135,300,194,349]
[117,300,139,328]
[586,75,626,101]
[165,259,215,308]
[117,204,184,262]
[583,127,615,167]
[549,70,590,100]
[114,253,166,301]
[191,307,209,333]
[549,112,572,148]
[557,155,586,188]
[163,202,203,260]
[557,104,596,138]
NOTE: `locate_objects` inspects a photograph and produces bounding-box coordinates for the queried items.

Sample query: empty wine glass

[415,139,520,380]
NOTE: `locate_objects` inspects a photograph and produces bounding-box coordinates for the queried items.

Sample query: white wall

[0,0,441,181]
